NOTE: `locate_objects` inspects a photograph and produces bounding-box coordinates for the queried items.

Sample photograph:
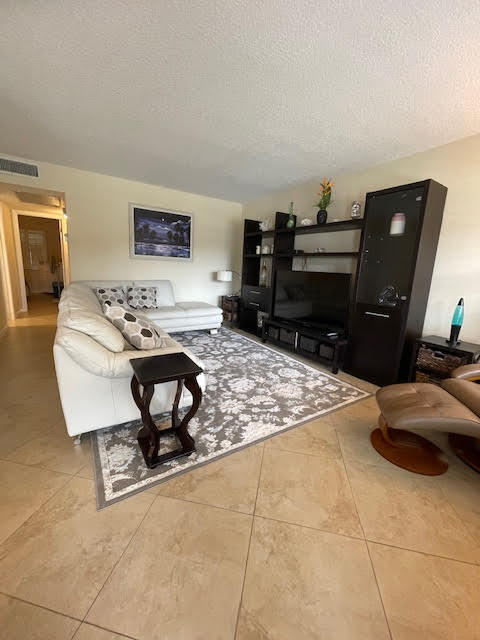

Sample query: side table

[130,352,203,468]
[409,335,480,385]
[221,295,240,326]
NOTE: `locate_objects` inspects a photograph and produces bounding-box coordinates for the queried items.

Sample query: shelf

[276,219,364,235]
[245,229,275,238]
[243,253,273,258]
[277,251,360,258]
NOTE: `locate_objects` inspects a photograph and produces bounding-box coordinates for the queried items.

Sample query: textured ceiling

[1,1,479,202]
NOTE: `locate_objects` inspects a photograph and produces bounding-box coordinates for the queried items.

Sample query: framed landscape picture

[129,204,193,261]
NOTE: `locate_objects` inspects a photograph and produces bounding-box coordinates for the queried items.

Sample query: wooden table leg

[171,378,184,428]
[175,374,202,452]
[131,376,159,466]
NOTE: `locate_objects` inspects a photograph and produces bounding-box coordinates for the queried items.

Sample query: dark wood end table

[130,352,203,469]
[409,334,480,384]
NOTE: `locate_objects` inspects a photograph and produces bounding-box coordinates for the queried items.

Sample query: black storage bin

[267,325,279,340]
[319,344,335,360]
[279,328,296,346]
[299,335,319,353]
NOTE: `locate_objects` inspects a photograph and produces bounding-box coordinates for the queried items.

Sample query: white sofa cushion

[176,301,223,318]
[80,280,134,291]
[58,282,102,315]
[58,308,125,353]
[141,306,187,321]
[105,305,168,350]
[133,280,175,307]
[149,315,222,331]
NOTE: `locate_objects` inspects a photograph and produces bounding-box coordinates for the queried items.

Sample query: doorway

[13,211,67,312]
[0,182,69,323]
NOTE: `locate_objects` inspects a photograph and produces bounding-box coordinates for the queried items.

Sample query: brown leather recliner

[371,364,480,475]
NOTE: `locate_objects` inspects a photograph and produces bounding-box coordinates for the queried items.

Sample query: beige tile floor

[1,294,479,639]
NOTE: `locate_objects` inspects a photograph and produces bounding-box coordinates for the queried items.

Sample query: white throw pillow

[93,287,129,308]
[104,305,167,350]
[57,308,125,353]
[126,286,157,309]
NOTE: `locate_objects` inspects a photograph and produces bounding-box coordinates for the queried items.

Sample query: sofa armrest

[55,326,202,378]
[442,378,480,417]
[450,364,480,381]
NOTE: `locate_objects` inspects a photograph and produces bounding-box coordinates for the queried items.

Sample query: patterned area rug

[92,328,369,508]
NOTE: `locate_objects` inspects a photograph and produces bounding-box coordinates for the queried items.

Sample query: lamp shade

[216,270,233,282]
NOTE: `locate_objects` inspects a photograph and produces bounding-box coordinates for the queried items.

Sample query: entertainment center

[240,179,448,384]
[239,211,361,373]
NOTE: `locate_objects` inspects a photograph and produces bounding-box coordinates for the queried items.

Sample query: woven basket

[417,346,468,375]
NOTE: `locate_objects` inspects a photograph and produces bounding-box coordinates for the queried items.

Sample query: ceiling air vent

[0,157,39,177]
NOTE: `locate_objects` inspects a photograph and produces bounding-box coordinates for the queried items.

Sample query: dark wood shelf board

[245,229,275,238]
[277,251,359,258]
[276,219,364,235]
[243,253,273,258]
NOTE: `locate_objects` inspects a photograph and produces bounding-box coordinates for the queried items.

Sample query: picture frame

[129,203,193,261]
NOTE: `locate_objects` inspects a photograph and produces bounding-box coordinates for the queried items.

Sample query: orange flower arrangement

[316,178,334,210]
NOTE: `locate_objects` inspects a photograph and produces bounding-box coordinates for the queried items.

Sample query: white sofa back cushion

[58,282,102,315]
[58,308,125,353]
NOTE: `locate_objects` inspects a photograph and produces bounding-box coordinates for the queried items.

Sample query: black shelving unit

[344,179,448,386]
[239,213,363,371]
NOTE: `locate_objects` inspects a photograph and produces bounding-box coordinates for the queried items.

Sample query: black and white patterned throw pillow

[126,286,157,309]
[93,287,129,309]
[104,305,167,350]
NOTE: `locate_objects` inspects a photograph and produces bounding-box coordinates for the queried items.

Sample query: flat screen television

[274,270,351,330]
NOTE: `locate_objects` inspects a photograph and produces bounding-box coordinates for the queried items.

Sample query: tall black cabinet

[345,179,447,386]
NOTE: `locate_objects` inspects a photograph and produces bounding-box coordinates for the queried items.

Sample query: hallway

[14,293,59,326]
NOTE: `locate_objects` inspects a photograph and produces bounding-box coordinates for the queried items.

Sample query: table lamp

[216,270,233,282]
[216,270,240,295]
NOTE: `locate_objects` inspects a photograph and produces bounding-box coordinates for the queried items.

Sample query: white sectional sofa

[79,280,223,333]
[54,280,222,438]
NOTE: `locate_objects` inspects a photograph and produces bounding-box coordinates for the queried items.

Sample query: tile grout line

[81,491,159,626]
[252,513,365,542]
[0,590,139,640]
[0,473,75,550]
[150,463,480,567]
[336,434,480,568]
[0,590,82,624]
[0,456,76,476]
[335,427,394,640]
[233,442,266,639]
[432,476,480,555]
[154,491,255,516]
[364,538,480,568]
[72,620,140,640]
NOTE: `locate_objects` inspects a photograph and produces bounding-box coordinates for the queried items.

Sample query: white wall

[244,134,480,343]
[0,162,243,305]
